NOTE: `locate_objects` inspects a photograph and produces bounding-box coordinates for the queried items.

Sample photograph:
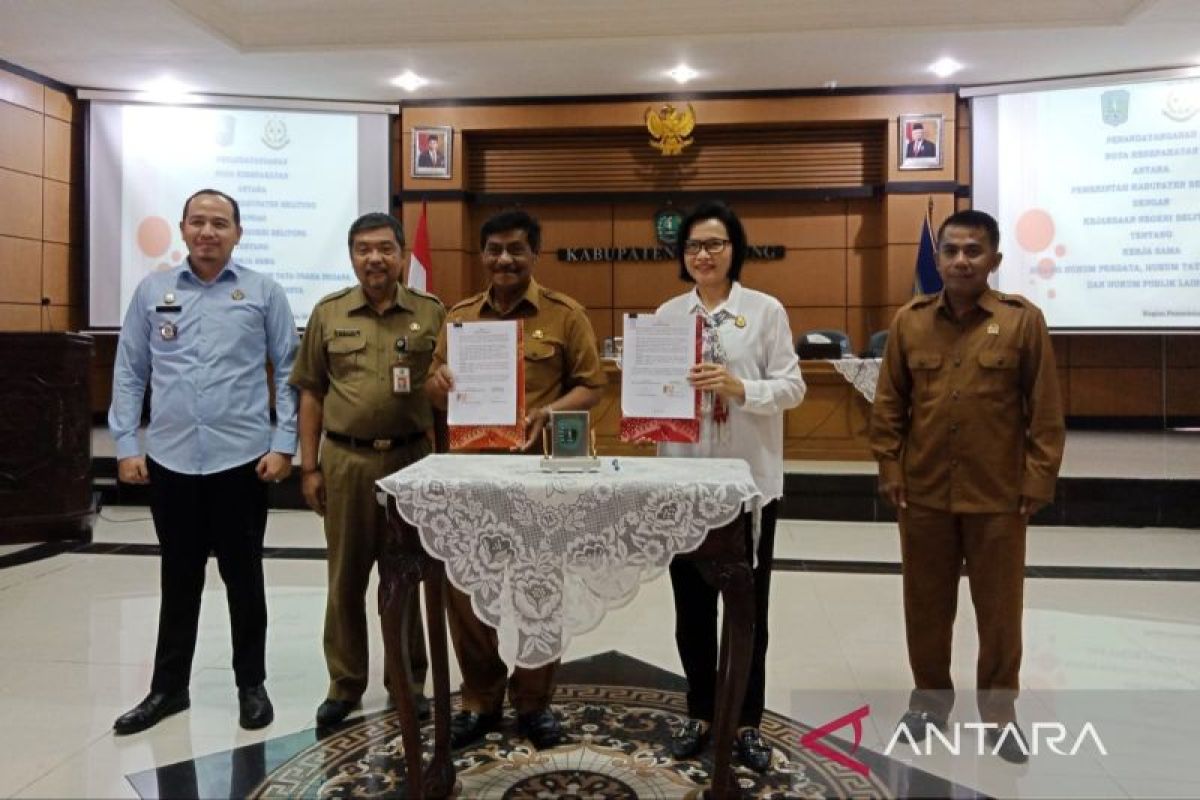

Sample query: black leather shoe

[113,690,191,735]
[517,708,565,749]
[986,724,1030,764]
[238,685,274,730]
[734,727,773,772]
[316,698,360,727]
[669,718,711,759]
[449,709,501,748]
[895,709,947,743]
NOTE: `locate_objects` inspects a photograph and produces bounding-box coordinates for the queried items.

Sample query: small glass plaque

[540,410,600,472]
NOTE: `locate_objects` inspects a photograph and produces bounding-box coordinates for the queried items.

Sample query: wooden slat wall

[468,125,885,193]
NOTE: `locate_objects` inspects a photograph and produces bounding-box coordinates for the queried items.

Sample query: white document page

[621,313,697,418]
[447,320,519,425]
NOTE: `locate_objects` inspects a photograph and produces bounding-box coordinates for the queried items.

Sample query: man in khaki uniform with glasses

[291,212,445,727]
[870,209,1065,764]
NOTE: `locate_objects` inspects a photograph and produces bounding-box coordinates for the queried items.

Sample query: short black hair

[912,122,924,131]
[182,188,240,227]
[676,200,748,283]
[480,209,541,253]
[347,212,404,250]
[937,209,1001,250]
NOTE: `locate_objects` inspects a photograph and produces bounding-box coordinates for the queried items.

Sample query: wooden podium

[0,333,97,544]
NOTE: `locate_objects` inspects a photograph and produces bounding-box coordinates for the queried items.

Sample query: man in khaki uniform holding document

[291,212,445,727]
[425,209,605,749]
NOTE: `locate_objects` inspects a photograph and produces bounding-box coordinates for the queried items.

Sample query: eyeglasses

[682,238,730,256]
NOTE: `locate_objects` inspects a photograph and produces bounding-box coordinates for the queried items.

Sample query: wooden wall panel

[43,87,73,122]
[1165,369,1200,415]
[741,249,847,307]
[42,242,72,305]
[1069,368,1161,415]
[0,303,41,330]
[43,116,71,182]
[1069,335,1161,367]
[42,178,70,243]
[848,247,886,306]
[0,169,42,239]
[613,260,686,308]
[0,101,44,174]
[467,126,886,194]
[0,65,83,337]
[0,236,42,303]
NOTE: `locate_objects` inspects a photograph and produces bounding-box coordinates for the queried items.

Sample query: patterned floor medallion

[128,653,976,799]
[249,684,889,799]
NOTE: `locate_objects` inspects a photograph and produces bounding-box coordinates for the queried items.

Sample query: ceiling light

[928,58,963,79]
[391,70,428,92]
[667,64,699,84]
[137,76,195,104]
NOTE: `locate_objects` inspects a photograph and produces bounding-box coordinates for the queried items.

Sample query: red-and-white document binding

[447,320,526,450]
[619,313,702,444]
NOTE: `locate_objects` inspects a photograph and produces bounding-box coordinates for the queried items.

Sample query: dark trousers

[899,503,1027,724]
[669,500,778,728]
[446,583,559,715]
[146,457,269,694]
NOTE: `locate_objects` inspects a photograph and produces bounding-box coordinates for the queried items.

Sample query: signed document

[447,320,519,426]
[621,313,698,419]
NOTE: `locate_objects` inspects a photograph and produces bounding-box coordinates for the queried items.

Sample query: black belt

[325,430,427,451]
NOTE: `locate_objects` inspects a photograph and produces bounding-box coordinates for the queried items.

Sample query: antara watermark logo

[798,705,1108,776]
[886,719,1108,758]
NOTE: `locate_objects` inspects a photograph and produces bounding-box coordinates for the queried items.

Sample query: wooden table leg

[381,503,458,799]
[380,558,426,798]
[702,559,755,799]
[421,562,455,798]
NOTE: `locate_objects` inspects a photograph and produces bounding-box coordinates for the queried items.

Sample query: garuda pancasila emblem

[645,103,696,156]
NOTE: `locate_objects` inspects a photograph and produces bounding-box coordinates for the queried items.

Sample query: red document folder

[619,314,701,444]
[448,322,526,450]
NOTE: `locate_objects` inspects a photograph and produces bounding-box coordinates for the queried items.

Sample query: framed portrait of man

[411,126,452,179]
[898,114,944,170]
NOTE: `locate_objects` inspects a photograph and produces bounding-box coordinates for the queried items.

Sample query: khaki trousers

[321,437,430,701]
[446,584,558,715]
[898,503,1026,724]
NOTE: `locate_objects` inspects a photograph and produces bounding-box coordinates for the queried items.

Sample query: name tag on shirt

[155,305,182,313]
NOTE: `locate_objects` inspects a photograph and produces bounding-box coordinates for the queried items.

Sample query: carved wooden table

[376,454,761,799]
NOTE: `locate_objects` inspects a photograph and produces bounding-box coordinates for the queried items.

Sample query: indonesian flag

[407,202,432,292]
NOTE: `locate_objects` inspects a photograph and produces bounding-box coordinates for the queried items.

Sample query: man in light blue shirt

[109,188,298,736]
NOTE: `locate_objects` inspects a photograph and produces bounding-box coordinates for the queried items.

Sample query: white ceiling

[2,0,1199,102]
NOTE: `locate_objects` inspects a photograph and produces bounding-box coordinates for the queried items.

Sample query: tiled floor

[2,508,1198,798]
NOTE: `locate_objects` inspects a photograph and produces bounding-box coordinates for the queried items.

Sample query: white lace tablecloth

[377,454,761,669]
[828,357,882,403]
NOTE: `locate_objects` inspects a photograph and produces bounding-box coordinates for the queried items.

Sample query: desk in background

[592,358,880,461]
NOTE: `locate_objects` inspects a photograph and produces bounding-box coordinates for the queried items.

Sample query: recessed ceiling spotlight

[667,64,699,84]
[928,57,963,78]
[391,70,428,92]
[137,76,195,104]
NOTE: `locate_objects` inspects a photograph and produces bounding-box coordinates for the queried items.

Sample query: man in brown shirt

[870,209,1065,764]
[290,213,445,727]
[425,209,606,749]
